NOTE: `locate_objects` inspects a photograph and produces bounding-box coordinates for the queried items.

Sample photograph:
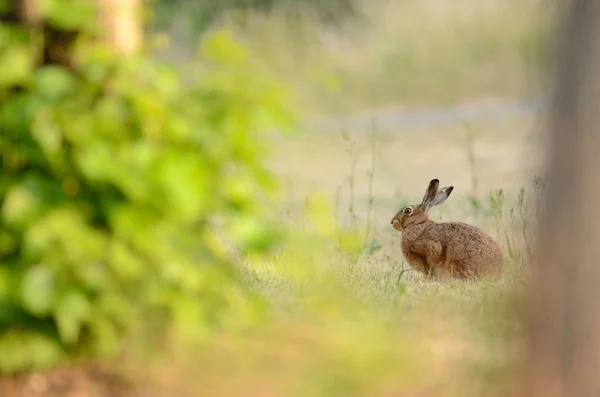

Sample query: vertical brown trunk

[3,0,142,62]
[0,0,38,24]
[96,0,142,54]
[518,1,600,397]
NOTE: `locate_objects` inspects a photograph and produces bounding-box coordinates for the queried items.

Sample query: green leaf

[55,291,90,345]
[31,109,64,163]
[0,27,34,87]
[107,239,145,281]
[0,231,17,256]
[20,266,56,316]
[88,317,121,358]
[0,330,64,374]
[1,179,50,231]
[35,66,76,100]
[40,0,97,31]
[0,267,13,301]
[0,91,34,136]
[154,152,211,218]
[78,262,110,291]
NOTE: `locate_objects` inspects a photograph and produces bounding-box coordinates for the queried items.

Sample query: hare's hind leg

[424,257,447,280]
[432,257,466,280]
[433,263,451,279]
[432,261,457,280]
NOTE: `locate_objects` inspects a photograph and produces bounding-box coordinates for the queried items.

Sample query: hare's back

[442,222,502,276]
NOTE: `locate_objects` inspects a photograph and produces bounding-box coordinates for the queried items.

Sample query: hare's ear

[421,179,440,206]
[430,186,454,207]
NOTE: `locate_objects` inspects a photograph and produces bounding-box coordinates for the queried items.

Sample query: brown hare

[391,179,502,279]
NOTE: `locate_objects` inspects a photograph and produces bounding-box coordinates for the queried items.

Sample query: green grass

[125,114,540,397]
[268,114,541,222]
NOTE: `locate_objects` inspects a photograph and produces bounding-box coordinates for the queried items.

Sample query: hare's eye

[403,207,413,215]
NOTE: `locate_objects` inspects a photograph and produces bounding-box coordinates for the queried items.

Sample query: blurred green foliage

[150,0,357,38]
[0,1,294,374]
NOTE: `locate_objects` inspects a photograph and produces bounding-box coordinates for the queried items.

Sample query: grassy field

[121,112,544,397]
[270,112,543,224]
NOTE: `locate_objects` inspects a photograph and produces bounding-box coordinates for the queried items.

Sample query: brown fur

[391,179,502,279]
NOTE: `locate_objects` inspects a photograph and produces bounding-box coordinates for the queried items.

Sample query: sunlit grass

[128,114,540,397]
[267,114,542,223]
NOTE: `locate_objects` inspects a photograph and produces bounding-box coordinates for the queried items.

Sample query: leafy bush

[0,2,294,374]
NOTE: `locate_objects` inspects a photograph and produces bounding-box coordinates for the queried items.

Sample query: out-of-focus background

[0,0,555,396]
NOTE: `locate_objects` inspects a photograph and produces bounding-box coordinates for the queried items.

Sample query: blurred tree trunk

[518,1,600,397]
[96,0,142,54]
[2,0,141,66]
[0,0,37,24]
